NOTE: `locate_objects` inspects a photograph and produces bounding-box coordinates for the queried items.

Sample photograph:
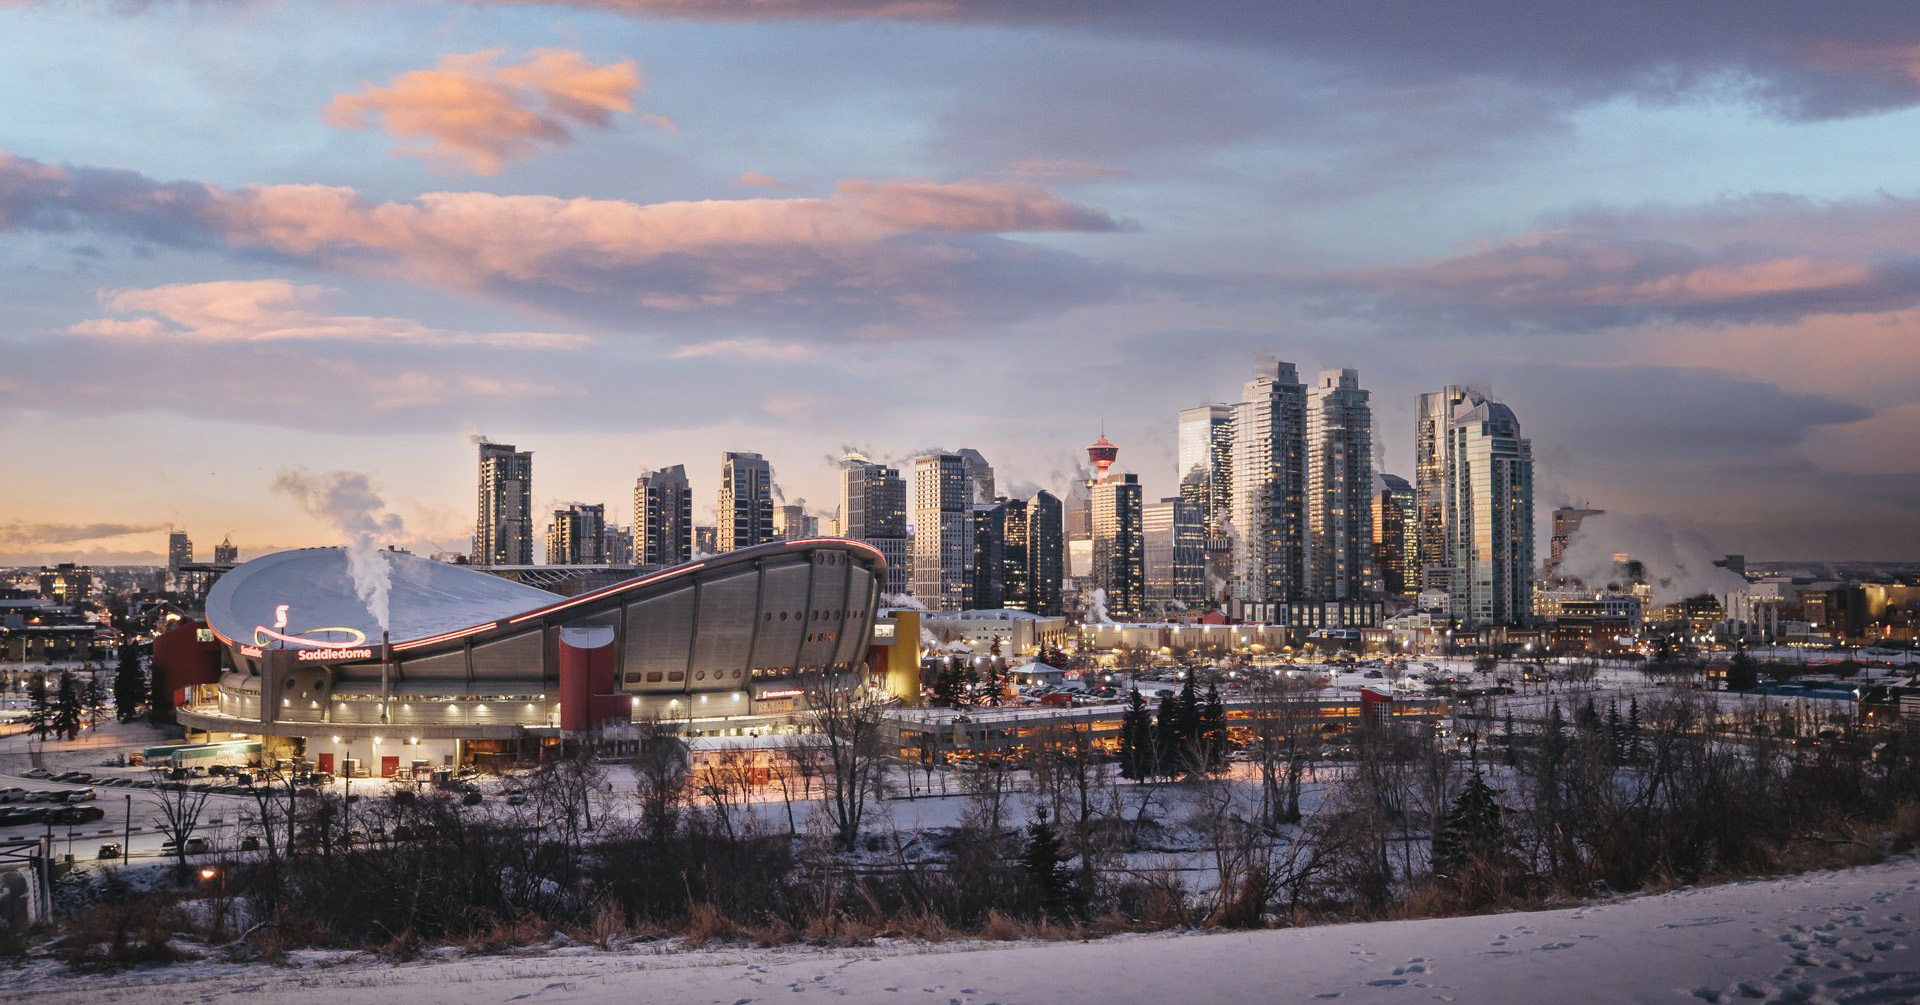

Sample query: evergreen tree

[1502,709,1517,766]
[1725,648,1759,691]
[1605,700,1625,764]
[1177,672,1202,768]
[25,674,50,738]
[1545,701,1566,762]
[1626,696,1643,763]
[1020,809,1076,920]
[1201,682,1228,769]
[52,671,83,740]
[1430,769,1507,882]
[1577,696,1600,731]
[113,644,146,722]
[82,672,108,732]
[1119,688,1153,779]
[1154,694,1182,777]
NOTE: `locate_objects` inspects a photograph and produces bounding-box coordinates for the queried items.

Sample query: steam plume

[272,468,407,632]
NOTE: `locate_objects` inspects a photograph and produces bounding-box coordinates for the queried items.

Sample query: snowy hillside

[12,858,1920,1004]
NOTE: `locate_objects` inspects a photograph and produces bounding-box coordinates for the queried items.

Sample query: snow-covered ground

[7,858,1919,1004]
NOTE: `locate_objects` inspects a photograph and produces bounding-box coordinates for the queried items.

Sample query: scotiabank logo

[297,648,374,661]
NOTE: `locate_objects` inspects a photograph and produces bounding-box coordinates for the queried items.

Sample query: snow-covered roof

[205,548,561,648]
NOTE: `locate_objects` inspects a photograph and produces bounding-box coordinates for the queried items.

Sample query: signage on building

[239,645,263,658]
[297,648,374,662]
[872,623,896,641]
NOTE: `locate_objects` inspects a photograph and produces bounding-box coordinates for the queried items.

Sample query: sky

[3,0,1919,567]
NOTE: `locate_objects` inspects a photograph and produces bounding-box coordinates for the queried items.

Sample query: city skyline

[5,3,1920,565]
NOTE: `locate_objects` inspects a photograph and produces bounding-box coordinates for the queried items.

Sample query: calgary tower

[1087,425,1118,481]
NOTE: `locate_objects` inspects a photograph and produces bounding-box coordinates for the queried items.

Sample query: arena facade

[175,538,886,774]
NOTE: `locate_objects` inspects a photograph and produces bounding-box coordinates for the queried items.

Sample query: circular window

[696,670,706,680]
[779,611,787,621]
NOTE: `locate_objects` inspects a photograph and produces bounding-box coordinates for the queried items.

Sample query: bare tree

[149,767,213,879]
[630,717,690,843]
[800,676,887,852]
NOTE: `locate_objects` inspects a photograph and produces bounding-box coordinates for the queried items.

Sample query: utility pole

[122,793,131,865]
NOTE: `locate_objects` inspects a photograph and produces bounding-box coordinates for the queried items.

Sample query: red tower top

[1087,429,1118,481]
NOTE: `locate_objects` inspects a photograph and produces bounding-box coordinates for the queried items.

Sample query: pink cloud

[69,279,589,349]
[1005,158,1128,181]
[325,49,649,174]
[734,171,790,188]
[671,337,817,362]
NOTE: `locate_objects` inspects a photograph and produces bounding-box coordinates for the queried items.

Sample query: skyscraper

[717,452,774,553]
[1305,368,1374,600]
[212,536,238,565]
[1090,472,1146,617]
[1548,506,1604,581]
[774,504,819,539]
[1230,359,1307,609]
[911,452,975,611]
[840,458,909,595]
[1416,387,1536,626]
[955,447,995,503]
[1000,497,1031,612]
[1144,496,1206,609]
[545,503,606,565]
[1024,490,1064,616]
[970,501,1007,610]
[1373,473,1416,597]
[1177,403,1233,534]
[475,441,533,566]
[634,465,693,566]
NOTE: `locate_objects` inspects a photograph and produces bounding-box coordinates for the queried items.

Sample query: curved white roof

[206,548,561,648]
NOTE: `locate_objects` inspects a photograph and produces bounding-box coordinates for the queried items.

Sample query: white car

[0,788,24,803]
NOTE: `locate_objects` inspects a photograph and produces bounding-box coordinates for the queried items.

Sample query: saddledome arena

[180,538,885,773]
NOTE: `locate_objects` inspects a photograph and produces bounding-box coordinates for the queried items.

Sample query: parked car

[461,791,484,806]
[21,767,50,779]
[0,787,24,803]
[55,771,93,783]
[504,788,527,806]
[160,836,211,855]
[60,787,96,802]
[239,834,261,851]
[47,805,105,824]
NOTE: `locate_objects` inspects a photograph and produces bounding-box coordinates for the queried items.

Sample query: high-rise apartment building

[1413,391,1453,591]
[1415,386,1535,626]
[911,453,975,611]
[694,526,718,556]
[602,524,633,565]
[212,536,238,565]
[1089,472,1146,617]
[840,458,909,595]
[1024,490,1064,616]
[717,452,774,553]
[1143,496,1206,609]
[475,441,533,566]
[1373,473,1416,597]
[1305,368,1374,600]
[167,531,192,570]
[634,465,693,567]
[545,503,606,565]
[1230,359,1307,608]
